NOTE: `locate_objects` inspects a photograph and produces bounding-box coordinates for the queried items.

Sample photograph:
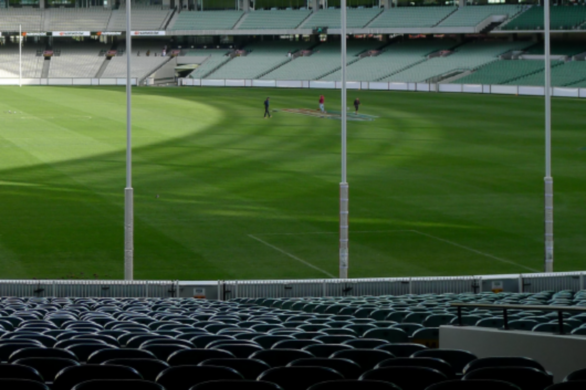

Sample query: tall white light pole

[544,0,553,273]
[19,25,22,87]
[124,0,134,280]
[339,0,349,279]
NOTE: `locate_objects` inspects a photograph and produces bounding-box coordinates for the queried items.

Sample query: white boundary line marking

[410,230,540,272]
[250,229,539,273]
[247,234,335,278]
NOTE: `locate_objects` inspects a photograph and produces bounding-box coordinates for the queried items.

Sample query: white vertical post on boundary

[339,0,349,279]
[124,0,134,280]
[544,0,554,273]
[19,25,22,87]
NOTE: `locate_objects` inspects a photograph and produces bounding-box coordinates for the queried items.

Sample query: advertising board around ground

[52,31,90,37]
[132,31,166,36]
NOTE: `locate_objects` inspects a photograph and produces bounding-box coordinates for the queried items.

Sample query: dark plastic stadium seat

[427,379,522,390]
[71,334,120,346]
[118,333,152,347]
[140,344,190,361]
[360,366,448,390]
[463,367,553,390]
[71,379,164,390]
[0,379,50,390]
[463,357,547,374]
[250,349,314,368]
[66,344,117,362]
[103,358,169,382]
[0,343,43,362]
[126,336,171,349]
[0,363,45,382]
[13,358,80,383]
[87,348,156,364]
[190,380,283,390]
[314,335,356,344]
[9,347,79,362]
[375,343,427,357]
[252,335,296,349]
[189,335,234,348]
[54,339,109,349]
[258,366,344,390]
[343,338,389,349]
[292,332,328,340]
[546,382,586,390]
[565,368,586,381]
[331,349,394,372]
[376,357,455,378]
[212,343,263,358]
[272,339,322,350]
[156,365,243,390]
[288,357,362,379]
[167,348,235,366]
[10,335,57,347]
[308,380,401,390]
[363,328,409,343]
[206,339,258,348]
[302,343,354,358]
[199,357,270,380]
[53,365,143,390]
[412,349,477,375]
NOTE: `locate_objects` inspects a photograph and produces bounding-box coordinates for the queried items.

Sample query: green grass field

[0,86,584,280]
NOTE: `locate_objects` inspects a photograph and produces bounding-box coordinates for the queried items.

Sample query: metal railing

[0,271,583,299]
[451,302,586,335]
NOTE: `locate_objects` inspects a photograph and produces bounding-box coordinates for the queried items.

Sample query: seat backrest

[412,349,477,374]
[374,343,426,357]
[0,378,51,390]
[343,339,388,349]
[190,379,283,390]
[426,379,522,390]
[211,344,263,358]
[463,367,554,390]
[13,358,80,383]
[302,344,354,358]
[0,343,42,362]
[102,358,170,382]
[156,365,243,390]
[167,348,235,366]
[288,357,362,379]
[360,366,448,390]
[189,335,234,348]
[565,367,586,381]
[258,366,344,390]
[375,357,455,378]
[362,328,409,343]
[308,379,401,390]
[66,344,117,362]
[250,349,315,368]
[140,344,190,361]
[9,347,79,363]
[463,356,546,375]
[331,349,394,372]
[0,363,44,382]
[53,364,142,390]
[252,336,296,349]
[87,348,156,364]
[272,339,322,350]
[71,379,164,390]
[199,358,270,380]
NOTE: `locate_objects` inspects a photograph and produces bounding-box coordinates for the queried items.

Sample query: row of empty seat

[0,295,583,390]
[502,5,586,30]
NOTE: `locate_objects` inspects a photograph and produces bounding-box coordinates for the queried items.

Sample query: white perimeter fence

[0,78,138,86]
[0,271,584,300]
[180,78,586,98]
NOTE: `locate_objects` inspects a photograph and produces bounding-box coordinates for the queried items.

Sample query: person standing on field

[264,97,271,118]
[319,95,325,113]
[354,97,360,115]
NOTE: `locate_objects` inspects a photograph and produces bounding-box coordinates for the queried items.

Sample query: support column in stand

[124,0,134,281]
[544,0,553,273]
[339,0,348,279]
